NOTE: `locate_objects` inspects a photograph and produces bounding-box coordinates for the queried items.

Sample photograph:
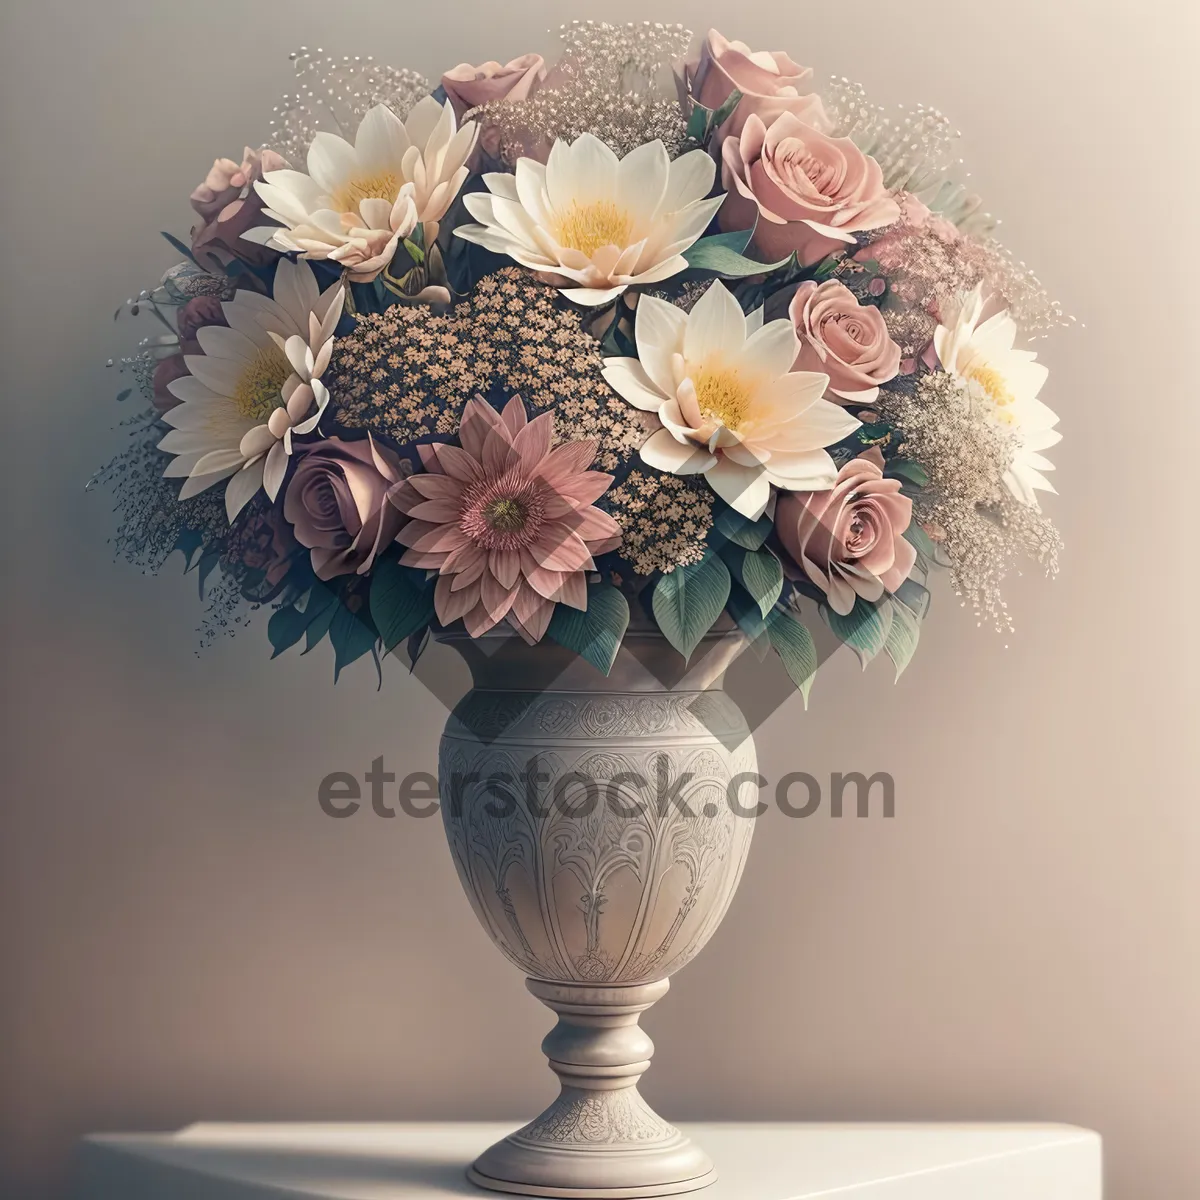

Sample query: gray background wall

[1,1,1196,1197]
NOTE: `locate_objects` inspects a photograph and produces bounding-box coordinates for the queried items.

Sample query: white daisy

[934,284,1061,506]
[158,259,344,521]
[246,99,478,282]
[602,281,860,519]
[453,134,725,306]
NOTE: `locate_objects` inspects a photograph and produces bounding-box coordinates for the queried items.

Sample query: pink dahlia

[391,396,621,642]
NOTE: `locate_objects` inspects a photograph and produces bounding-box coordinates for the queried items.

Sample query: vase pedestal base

[467,978,715,1199]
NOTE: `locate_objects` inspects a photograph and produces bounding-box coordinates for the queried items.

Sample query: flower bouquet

[98,21,1066,1198]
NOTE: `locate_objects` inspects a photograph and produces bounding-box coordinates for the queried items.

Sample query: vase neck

[438,625,747,694]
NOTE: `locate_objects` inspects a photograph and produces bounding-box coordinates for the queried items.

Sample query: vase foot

[467,979,715,1199]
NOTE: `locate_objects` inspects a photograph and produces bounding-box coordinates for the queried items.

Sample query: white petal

[601,358,667,411]
[183,353,243,397]
[707,456,770,519]
[165,376,222,405]
[195,324,257,363]
[633,295,688,396]
[616,140,669,224]
[355,103,410,171]
[272,259,320,333]
[225,458,266,521]
[306,131,358,196]
[559,285,628,307]
[404,96,446,151]
[639,427,716,475]
[262,441,289,501]
[684,280,746,363]
[740,318,798,379]
[663,149,717,213]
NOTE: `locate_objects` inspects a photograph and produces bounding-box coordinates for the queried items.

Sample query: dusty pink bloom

[190,147,287,271]
[442,55,546,159]
[790,280,902,405]
[283,435,407,580]
[720,113,901,265]
[176,294,227,342]
[775,451,916,616]
[391,396,620,643]
[679,29,829,146]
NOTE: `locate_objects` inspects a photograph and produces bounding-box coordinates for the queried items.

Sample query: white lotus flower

[934,284,1061,507]
[246,99,478,282]
[453,134,725,306]
[158,259,344,521]
[602,281,861,519]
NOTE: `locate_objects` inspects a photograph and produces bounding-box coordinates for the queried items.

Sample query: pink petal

[435,573,480,624]
[490,548,521,589]
[511,411,554,471]
[432,442,484,482]
[530,522,595,572]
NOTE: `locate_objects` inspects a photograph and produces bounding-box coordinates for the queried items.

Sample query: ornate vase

[437,622,756,1198]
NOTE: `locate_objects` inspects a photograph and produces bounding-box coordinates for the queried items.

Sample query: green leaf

[883,598,921,680]
[302,583,340,653]
[268,605,310,658]
[547,584,630,675]
[707,88,743,134]
[766,609,818,707]
[651,550,731,661]
[369,556,435,654]
[160,231,199,266]
[894,577,931,619]
[269,582,338,659]
[713,502,773,550]
[683,231,793,277]
[740,548,784,618]
[725,586,767,643]
[823,597,892,668]
[886,459,930,488]
[329,602,378,681]
[684,89,742,144]
[903,521,937,561]
[810,253,843,281]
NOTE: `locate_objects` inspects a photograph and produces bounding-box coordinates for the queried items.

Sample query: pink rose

[441,55,546,160]
[283,436,408,581]
[720,113,901,265]
[775,453,916,616]
[680,29,830,145]
[237,502,299,591]
[190,147,287,272]
[789,280,901,405]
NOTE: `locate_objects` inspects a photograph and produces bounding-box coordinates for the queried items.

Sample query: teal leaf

[269,582,338,659]
[883,598,921,680]
[886,459,930,488]
[739,548,784,618]
[683,231,793,277]
[329,602,378,681]
[267,605,309,658]
[766,609,818,707]
[903,521,937,561]
[725,586,767,643]
[547,584,630,675]
[707,88,743,134]
[160,231,199,266]
[823,597,892,668]
[369,556,435,654]
[651,550,731,661]
[713,502,773,550]
[894,577,931,619]
[302,583,339,653]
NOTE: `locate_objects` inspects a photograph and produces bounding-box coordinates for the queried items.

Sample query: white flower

[934,284,1060,507]
[158,259,344,521]
[246,99,478,282]
[453,134,725,306]
[602,281,861,519]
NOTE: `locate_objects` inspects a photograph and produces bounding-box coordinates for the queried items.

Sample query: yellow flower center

[693,362,754,431]
[333,169,403,214]
[234,346,291,421]
[484,497,529,532]
[554,199,634,257]
[967,364,1018,426]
